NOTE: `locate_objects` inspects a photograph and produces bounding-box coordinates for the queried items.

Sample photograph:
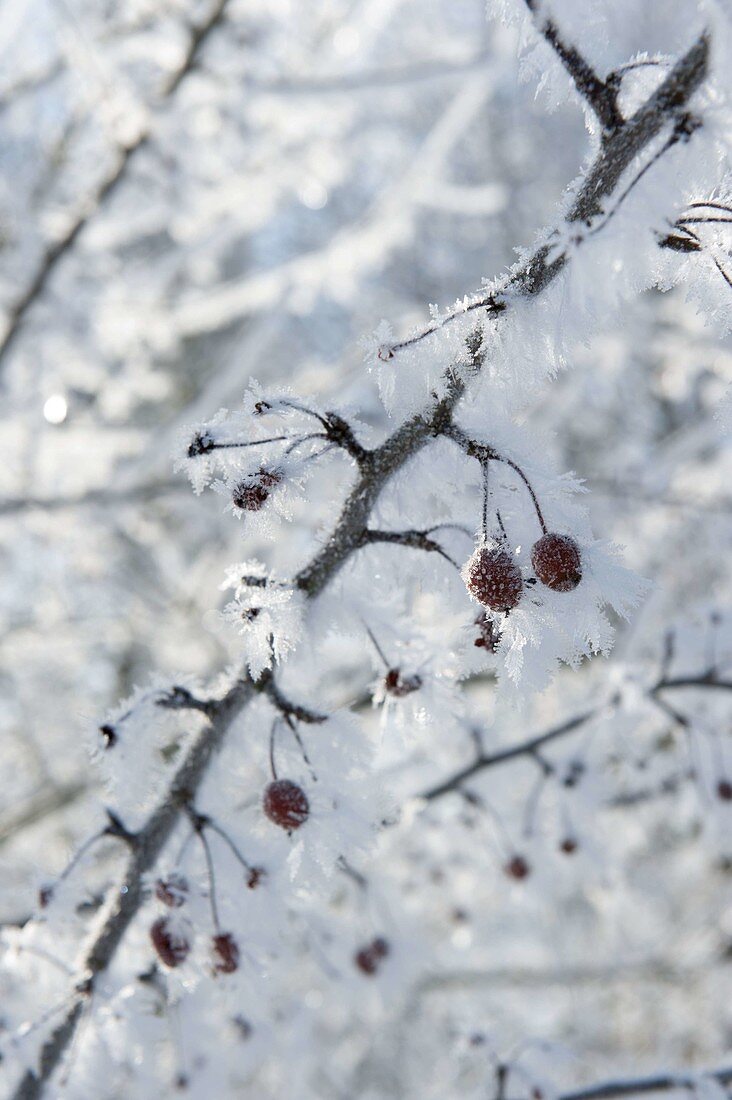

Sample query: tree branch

[390,32,708,354]
[361,527,460,568]
[422,710,594,801]
[10,32,713,1096]
[523,0,623,131]
[422,672,732,802]
[558,1066,732,1100]
[0,0,231,373]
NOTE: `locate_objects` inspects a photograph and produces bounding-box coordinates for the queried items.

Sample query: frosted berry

[504,855,530,880]
[531,533,582,592]
[247,866,265,889]
[263,779,309,831]
[559,837,578,855]
[38,884,54,908]
[717,779,732,802]
[232,469,282,512]
[150,917,190,968]
[354,936,390,975]
[155,874,189,908]
[212,932,240,974]
[463,546,523,612]
[384,668,422,697]
[473,613,500,652]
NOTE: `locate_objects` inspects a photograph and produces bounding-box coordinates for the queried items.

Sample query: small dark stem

[269,722,279,781]
[196,826,220,932]
[204,818,255,874]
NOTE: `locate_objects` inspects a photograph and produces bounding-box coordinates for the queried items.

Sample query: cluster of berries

[465,532,582,613]
[150,875,240,974]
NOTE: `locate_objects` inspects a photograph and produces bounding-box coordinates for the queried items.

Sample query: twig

[0,0,231,372]
[523,0,623,132]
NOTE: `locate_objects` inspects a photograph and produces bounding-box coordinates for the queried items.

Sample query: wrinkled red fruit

[473,612,500,652]
[504,855,530,880]
[464,546,523,612]
[232,469,282,511]
[384,668,422,697]
[559,837,578,855]
[263,779,309,831]
[354,936,390,975]
[717,779,732,802]
[155,874,189,908]
[531,533,582,592]
[150,917,190,968]
[212,932,240,974]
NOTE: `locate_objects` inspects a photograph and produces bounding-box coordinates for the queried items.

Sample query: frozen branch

[523,0,623,132]
[10,29,714,1097]
[0,0,231,373]
[360,528,460,568]
[423,670,732,801]
[558,1065,732,1100]
[390,31,709,354]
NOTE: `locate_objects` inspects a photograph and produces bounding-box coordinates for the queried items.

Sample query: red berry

[354,936,390,976]
[150,917,190,968]
[232,469,282,512]
[717,779,732,802]
[212,932,240,974]
[531,533,582,592]
[473,612,500,651]
[232,482,268,511]
[355,947,377,974]
[504,855,530,880]
[384,668,422,697]
[263,779,309,831]
[155,874,189,908]
[559,837,578,855]
[464,546,523,612]
[247,866,265,889]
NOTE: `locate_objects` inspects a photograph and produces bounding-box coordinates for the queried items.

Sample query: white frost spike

[221,562,304,677]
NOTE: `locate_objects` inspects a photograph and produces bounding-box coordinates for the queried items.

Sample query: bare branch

[422,710,594,801]
[423,671,732,802]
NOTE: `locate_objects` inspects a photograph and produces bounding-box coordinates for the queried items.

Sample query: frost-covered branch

[558,1065,732,1100]
[8,23,717,1099]
[0,0,231,371]
[423,670,732,801]
[388,31,708,355]
[523,0,623,132]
